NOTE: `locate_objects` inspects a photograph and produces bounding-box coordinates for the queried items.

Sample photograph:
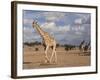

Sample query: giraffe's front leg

[44,46,50,63]
[50,46,56,63]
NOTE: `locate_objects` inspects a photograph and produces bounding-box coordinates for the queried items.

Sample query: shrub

[35,48,39,51]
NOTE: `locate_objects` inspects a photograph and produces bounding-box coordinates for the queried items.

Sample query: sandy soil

[23,45,90,69]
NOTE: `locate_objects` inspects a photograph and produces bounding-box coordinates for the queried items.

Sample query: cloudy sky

[23,10,91,45]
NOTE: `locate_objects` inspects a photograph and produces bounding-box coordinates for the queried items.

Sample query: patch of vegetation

[64,44,76,51]
[24,41,41,46]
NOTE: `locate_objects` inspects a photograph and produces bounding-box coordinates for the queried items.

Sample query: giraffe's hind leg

[50,46,56,63]
[44,46,50,63]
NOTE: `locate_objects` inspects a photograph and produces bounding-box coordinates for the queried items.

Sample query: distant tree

[64,44,76,50]
[65,47,69,51]
[24,42,32,46]
[56,43,60,47]
[24,41,42,47]
[34,41,41,45]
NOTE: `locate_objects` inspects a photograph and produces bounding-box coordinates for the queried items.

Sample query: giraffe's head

[32,21,37,28]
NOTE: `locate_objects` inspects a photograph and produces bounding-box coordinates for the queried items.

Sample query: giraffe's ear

[32,21,34,24]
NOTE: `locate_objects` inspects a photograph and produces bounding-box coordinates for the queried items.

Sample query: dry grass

[23,45,90,69]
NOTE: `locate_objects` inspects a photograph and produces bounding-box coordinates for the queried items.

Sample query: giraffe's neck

[34,24,45,37]
[87,43,90,47]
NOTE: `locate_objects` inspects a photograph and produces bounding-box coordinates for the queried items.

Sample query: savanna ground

[23,45,90,69]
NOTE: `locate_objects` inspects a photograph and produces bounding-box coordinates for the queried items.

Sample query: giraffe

[84,42,90,52]
[79,40,85,53]
[32,21,57,64]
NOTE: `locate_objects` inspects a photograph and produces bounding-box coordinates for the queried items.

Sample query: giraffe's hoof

[53,61,57,64]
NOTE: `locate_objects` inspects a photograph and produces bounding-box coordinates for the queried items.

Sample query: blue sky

[23,10,91,45]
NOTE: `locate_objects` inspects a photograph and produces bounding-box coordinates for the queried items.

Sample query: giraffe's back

[42,32,56,46]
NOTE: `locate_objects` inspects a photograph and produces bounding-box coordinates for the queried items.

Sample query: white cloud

[71,26,85,31]
[41,22,56,30]
[24,18,33,25]
[41,22,70,33]
[58,25,70,32]
[42,12,66,22]
[74,18,82,24]
[75,14,90,24]
[75,31,82,35]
